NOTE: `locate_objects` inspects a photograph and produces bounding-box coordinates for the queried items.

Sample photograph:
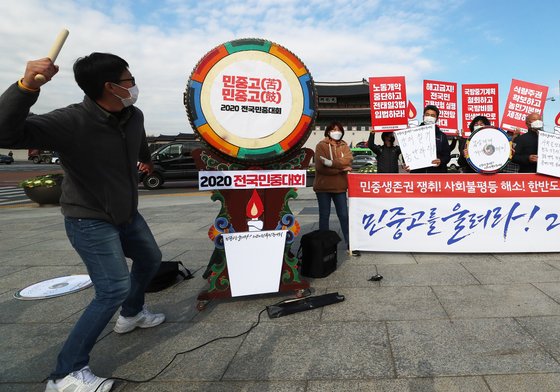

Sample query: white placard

[537,131,560,178]
[394,124,437,170]
[199,170,306,190]
[222,230,287,297]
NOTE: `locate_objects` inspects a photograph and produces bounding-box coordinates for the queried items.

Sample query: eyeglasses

[117,77,135,85]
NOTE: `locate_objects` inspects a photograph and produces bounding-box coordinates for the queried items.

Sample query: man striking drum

[0,53,165,392]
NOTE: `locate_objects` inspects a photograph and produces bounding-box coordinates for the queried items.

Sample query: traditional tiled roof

[315,80,369,96]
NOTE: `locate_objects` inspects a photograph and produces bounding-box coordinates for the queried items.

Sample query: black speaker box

[299,230,341,278]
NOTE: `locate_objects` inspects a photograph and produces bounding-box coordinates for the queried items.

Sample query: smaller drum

[466,126,512,174]
[14,274,92,300]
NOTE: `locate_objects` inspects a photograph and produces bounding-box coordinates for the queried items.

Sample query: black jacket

[511,131,538,173]
[457,138,475,173]
[0,82,151,225]
[410,124,451,173]
[367,133,401,173]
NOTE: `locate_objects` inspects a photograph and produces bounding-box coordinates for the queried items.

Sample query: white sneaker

[45,366,113,392]
[113,306,165,334]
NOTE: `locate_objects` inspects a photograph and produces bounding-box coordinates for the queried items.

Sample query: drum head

[185,38,317,164]
[14,275,92,300]
[466,126,511,173]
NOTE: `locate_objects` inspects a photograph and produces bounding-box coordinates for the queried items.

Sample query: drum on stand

[465,126,512,174]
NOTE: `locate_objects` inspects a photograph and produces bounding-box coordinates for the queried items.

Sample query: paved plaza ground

[3,188,560,391]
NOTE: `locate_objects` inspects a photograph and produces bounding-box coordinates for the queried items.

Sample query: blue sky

[0,0,558,135]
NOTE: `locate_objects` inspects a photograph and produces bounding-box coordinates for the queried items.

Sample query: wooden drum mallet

[34,28,69,82]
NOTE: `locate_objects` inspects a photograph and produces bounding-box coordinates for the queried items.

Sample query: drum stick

[34,29,70,82]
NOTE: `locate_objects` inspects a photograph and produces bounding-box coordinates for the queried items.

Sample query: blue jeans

[51,212,162,379]
[316,192,349,246]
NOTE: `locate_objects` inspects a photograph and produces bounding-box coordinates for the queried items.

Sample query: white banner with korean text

[348,173,560,253]
[199,170,306,190]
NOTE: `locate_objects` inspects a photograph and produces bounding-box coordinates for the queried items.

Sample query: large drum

[465,126,512,173]
[185,38,317,164]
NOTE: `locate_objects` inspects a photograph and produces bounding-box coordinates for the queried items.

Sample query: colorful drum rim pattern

[465,126,512,174]
[184,38,317,163]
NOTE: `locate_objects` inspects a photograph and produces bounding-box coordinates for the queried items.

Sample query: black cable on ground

[93,306,271,391]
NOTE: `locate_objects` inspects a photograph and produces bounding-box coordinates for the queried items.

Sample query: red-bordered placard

[369,76,408,131]
[461,83,499,137]
[423,79,458,135]
[500,79,548,133]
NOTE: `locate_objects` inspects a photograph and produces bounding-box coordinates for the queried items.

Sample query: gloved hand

[320,156,333,167]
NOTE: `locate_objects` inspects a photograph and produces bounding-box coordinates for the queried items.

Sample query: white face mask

[423,116,437,125]
[530,120,544,130]
[112,84,139,107]
[330,131,343,141]
[473,125,484,131]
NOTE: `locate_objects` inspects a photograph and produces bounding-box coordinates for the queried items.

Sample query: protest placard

[394,124,436,170]
[423,79,458,135]
[501,79,548,133]
[461,83,499,137]
[537,131,560,177]
[369,76,408,131]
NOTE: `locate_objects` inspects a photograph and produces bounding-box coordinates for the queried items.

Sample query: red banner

[501,79,548,133]
[348,173,560,198]
[461,83,499,137]
[423,80,458,135]
[369,76,408,131]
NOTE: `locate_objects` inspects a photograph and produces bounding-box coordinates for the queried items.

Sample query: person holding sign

[0,53,165,392]
[409,105,451,173]
[367,131,402,173]
[313,122,359,256]
[511,112,543,172]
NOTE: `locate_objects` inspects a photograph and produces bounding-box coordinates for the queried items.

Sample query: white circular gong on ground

[14,274,92,300]
[466,126,512,173]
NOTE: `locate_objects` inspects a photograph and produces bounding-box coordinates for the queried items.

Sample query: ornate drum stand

[193,149,313,310]
[184,37,317,310]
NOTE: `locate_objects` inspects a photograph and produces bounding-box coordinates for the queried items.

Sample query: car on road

[50,152,60,164]
[0,154,14,164]
[139,140,204,189]
[352,154,377,170]
[351,147,374,157]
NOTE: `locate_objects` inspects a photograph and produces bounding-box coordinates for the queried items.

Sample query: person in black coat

[367,131,401,173]
[512,112,543,173]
